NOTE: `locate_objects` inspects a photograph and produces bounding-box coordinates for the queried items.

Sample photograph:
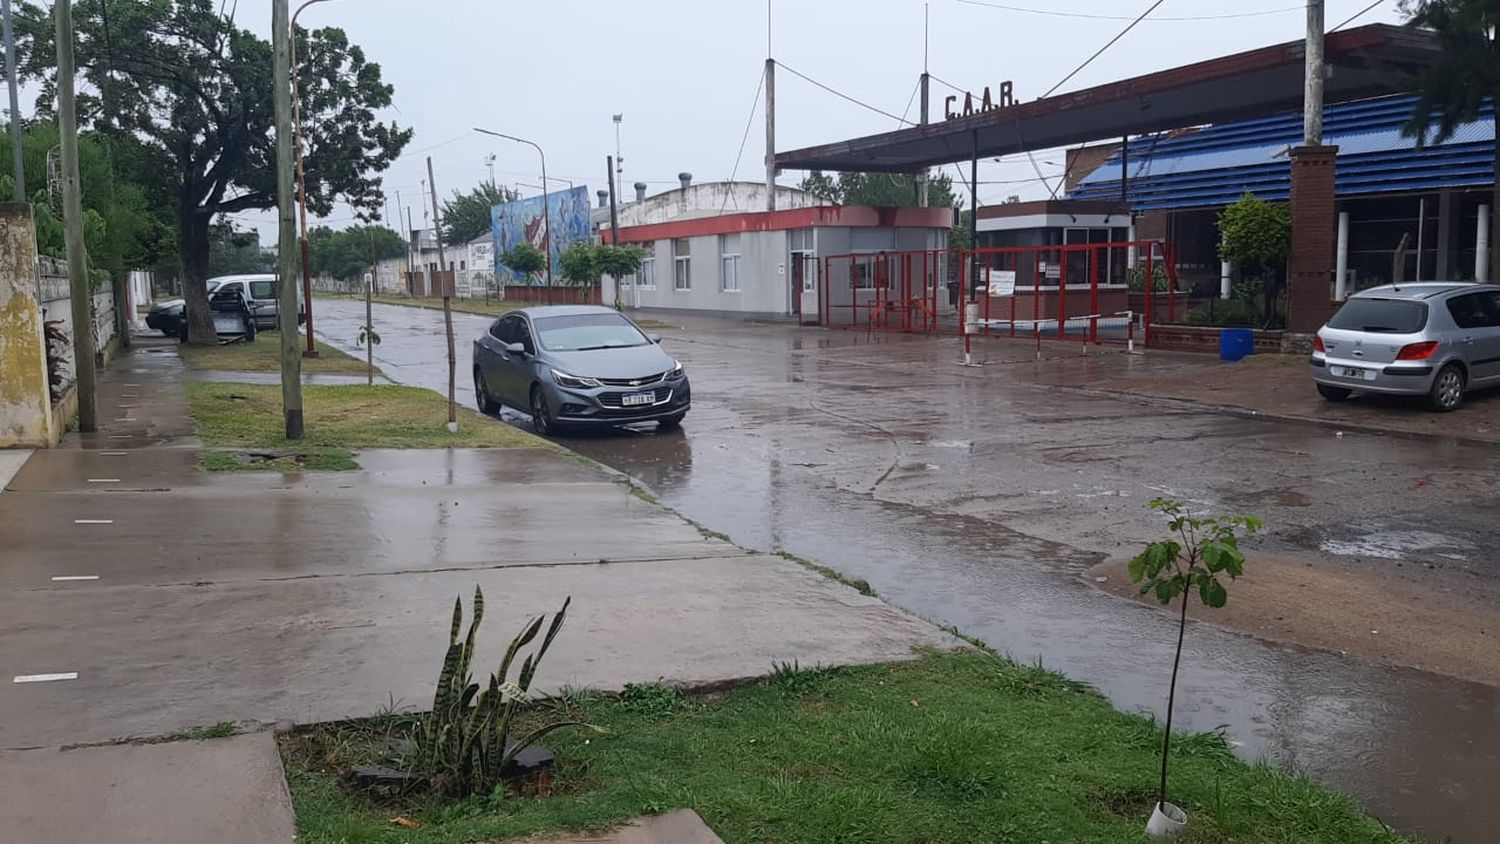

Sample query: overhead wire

[774,60,916,126]
[954,0,1305,22]
[722,65,767,212]
[1332,0,1384,31]
[1043,0,1167,98]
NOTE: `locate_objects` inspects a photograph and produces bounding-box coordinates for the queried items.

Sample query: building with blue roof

[1067,94,1494,294]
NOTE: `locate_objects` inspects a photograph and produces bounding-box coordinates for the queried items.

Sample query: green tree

[16,0,412,343]
[1400,0,1499,281]
[500,243,546,284]
[798,170,959,208]
[308,225,405,281]
[441,181,518,244]
[595,245,645,281]
[557,242,601,287]
[206,221,273,276]
[1218,192,1291,327]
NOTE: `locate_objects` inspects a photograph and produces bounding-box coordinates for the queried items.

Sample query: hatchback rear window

[1327,298,1427,333]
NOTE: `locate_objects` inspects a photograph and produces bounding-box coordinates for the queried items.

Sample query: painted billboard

[490,186,591,286]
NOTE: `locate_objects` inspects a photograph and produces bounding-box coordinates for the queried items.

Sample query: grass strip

[178,332,371,375]
[281,650,1408,844]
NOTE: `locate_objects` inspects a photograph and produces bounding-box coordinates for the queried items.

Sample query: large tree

[17,0,411,343]
[1400,0,1499,280]
[441,181,518,244]
[308,224,405,281]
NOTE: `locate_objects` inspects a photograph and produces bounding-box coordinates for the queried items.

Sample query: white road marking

[107,435,132,439]
[86,479,121,484]
[98,451,128,456]
[115,417,135,422]
[13,673,78,684]
[51,575,99,582]
[123,383,140,387]
[73,519,113,524]
[118,404,137,408]
[121,393,141,398]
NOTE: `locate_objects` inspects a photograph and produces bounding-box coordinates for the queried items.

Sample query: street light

[473,127,553,302]
[291,0,334,357]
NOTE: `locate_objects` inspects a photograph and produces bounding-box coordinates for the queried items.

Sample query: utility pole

[425,156,457,432]
[764,0,775,211]
[916,3,929,207]
[55,0,95,432]
[606,155,621,307]
[1303,0,1324,146]
[273,0,303,439]
[405,205,416,294]
[2,0,23,201]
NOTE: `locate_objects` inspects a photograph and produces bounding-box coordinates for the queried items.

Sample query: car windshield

[533,313,649,352]
[1326,298,1427,333]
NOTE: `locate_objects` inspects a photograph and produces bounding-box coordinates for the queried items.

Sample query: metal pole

[1415,197,1427,282]
[290,0,334,357]
[405,206,416,294]
[1335,210,1349,300]
[765,58,776,211]
[969,129,979,295]
[425,156,456,431]
[272,0,303,439]
[471,129,553,299]
[917,71,930,206]
[1477,204,1490,283]
[55,0,95,432]
[2,0,23,201]
[1304,0,1325,146]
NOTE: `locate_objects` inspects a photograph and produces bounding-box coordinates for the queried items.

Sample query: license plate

[621,392,655,407]
[1334,366,1376,381]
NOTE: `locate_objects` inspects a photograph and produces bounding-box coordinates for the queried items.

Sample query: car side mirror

[647,333,662,344]
[504,342,527,356]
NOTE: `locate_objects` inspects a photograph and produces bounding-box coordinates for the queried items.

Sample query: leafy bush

[1126,264,1171,293]
[414,589,595,797]
[500,243,547,283]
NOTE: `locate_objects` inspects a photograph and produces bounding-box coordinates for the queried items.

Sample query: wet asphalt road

[314,299,1500,842]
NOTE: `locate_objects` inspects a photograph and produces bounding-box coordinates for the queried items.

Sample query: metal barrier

[819,241,1180,349]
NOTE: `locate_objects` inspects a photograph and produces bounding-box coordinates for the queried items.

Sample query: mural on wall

[490,186,591,286]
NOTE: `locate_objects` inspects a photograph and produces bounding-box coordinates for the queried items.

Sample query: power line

[1043,0,1167,98]
[722,65,766,212]
[1332,0,1383,31]
[774,60,915,125]
[897,76,921,127]
[954,0,1304,21]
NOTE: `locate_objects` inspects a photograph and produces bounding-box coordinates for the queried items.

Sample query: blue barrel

[1219,328,1254,362]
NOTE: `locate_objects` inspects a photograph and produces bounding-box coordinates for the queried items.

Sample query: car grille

[598,387,672,408]
[597,371,668,387]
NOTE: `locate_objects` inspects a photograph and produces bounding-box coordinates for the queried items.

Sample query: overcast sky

[230,0,1406,242]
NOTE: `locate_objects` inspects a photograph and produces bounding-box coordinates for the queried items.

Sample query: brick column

[1286,145,1338,333]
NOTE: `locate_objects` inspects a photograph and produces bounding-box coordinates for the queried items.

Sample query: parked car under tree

[1311,282,1500,412]
[472,306,690,433]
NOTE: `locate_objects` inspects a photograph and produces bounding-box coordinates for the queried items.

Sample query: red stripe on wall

[604,205,953,245]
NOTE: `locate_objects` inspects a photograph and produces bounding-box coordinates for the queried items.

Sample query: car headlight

[550,369,602,389]
[668,360,685,380]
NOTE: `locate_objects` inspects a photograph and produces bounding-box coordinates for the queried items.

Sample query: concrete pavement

[0,337,955,843]
[310,300,1500,844]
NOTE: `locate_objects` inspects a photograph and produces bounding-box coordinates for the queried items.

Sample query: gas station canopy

[773,24,1444,174]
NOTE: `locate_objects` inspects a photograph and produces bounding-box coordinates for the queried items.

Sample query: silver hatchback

[1311,282,1500,412]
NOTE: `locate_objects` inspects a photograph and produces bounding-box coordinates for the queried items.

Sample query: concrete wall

[0,203,53,447]
[615,183,821,228]
[623,230,793,316]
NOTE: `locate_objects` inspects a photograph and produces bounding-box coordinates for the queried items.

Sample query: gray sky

[234,0,1406,242]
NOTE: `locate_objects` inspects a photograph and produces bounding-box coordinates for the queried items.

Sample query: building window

[636,242,657,289]
[673,238,691,291]
[720,233,741,292]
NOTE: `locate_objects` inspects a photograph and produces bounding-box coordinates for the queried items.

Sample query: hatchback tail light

[1395,341,1440,361]
[1312,335,1325,352]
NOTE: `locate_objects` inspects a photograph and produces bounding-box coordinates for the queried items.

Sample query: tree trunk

[179,207,215,345]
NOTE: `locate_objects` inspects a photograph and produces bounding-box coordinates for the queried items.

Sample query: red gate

[819,241,1180,348]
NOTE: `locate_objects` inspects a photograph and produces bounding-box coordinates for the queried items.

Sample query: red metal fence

[820,241,1180,348]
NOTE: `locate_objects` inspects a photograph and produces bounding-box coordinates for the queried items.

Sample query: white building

[600,178,953,319]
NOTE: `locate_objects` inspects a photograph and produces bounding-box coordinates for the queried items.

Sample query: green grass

[280,651,1408,844]
[198,448,360,472]
[185,382,548,450]
[178,332,371,375]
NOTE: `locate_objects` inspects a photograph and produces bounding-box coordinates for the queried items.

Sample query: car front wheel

[474,369,499,414]
[1317,384,1352,402]
[1428,364,1465,412]
[530,385,555,435]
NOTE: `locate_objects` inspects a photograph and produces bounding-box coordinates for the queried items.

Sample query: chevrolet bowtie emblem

[630,380,640,386]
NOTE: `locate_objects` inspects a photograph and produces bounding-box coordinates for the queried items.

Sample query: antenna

[924,3,929,74]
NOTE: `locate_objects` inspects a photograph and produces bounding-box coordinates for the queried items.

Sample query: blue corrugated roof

[1069,94,1494,210]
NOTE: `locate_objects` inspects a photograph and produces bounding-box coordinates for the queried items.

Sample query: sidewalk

[0,338,954,843]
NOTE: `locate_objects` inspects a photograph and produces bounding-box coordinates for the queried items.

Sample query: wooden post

[273,0,303,438]
[54,0,96,432]
[425,156,457,431]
